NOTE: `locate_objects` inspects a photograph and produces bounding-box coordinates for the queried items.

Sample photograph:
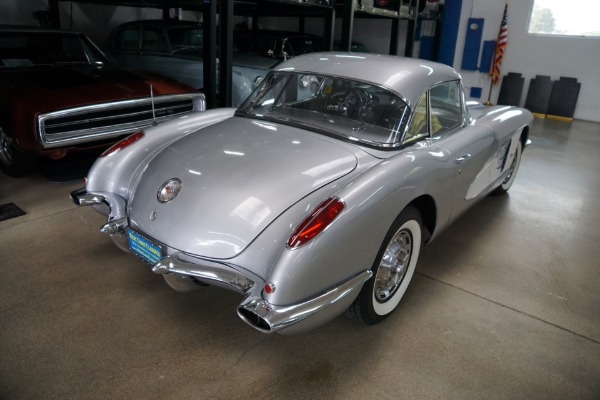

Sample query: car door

[427,81,498,218]
[405,81,497,220]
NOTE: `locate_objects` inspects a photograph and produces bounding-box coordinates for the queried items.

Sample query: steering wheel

[339,88,367,119]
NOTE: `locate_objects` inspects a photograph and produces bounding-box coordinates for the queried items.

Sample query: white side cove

[466,131,521,200]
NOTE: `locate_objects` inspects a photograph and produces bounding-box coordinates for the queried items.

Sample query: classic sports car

[71,53,533,334]
[0,25,205,177]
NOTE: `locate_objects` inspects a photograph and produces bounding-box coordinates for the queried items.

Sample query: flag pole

[485,0,508,106]
[484,77,493,106]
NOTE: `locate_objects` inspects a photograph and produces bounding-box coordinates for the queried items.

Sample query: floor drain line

[416,271,599,345]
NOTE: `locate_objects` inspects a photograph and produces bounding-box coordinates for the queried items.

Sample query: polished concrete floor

[0,118,598,399]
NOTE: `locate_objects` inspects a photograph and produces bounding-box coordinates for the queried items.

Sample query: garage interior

[1,0,599,399]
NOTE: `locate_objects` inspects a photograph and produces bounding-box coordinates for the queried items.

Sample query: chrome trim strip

[152,253,255,294]
[238,269,373,333]
[38,93,205,149]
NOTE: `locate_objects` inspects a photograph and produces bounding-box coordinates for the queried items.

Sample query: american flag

[490,3,508,85]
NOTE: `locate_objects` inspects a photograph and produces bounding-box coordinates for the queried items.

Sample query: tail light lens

[100,131,144,157]
[287,197,345,249]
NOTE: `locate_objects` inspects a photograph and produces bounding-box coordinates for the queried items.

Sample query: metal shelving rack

[49,0,430,107]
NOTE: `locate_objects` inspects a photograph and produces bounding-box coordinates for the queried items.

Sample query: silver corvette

[71,53,533,334]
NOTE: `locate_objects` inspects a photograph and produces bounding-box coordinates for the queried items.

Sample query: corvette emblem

[157,178,182,203]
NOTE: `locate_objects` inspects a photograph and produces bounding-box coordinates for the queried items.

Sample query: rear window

[237,71,410,147]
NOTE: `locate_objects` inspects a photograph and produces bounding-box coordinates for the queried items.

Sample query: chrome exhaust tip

[237,307,272,332]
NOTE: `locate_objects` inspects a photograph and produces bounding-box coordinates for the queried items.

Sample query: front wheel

[346,205,423,325]
[493,139,522,195]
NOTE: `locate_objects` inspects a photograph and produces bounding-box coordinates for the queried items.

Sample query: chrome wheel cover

[502,149,519,184]
[374,229,413,303]
[501,141,522,190]
[0,129,13,166]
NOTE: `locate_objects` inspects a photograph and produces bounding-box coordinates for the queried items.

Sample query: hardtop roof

[274,52,462,107]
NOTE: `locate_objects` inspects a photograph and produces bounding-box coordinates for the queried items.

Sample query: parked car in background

[0,25,205,177]
[332,40,370,52]
[234,29,370,59]
[234,30,324,60]
[71,53,532,334]
[105,20,278,107]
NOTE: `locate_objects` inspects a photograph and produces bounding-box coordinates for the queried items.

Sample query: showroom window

[528,0,600,37]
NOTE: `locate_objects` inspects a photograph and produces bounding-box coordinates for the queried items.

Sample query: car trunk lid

[128,117,358,259]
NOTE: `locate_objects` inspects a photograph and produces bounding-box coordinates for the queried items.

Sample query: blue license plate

[128,229,162,265]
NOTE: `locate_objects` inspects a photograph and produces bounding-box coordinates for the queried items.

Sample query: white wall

[455,0,600,122]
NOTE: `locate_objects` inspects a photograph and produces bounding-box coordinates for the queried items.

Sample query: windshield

[0,32,107,67]
[237,72,410,147]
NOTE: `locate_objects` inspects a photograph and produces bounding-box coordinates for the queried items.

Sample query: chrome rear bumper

[152,251,372,334]
[71,188,372,334]
[237,270,372,334]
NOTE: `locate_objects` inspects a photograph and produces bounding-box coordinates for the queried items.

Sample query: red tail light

[287,197,345,249]
[100,131,144,157]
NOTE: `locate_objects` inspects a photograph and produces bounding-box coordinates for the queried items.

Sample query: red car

[0,25,205,177]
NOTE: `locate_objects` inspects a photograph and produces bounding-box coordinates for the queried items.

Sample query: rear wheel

[347,206,422,325]
[493,139,522,195]
[0,129,35,177]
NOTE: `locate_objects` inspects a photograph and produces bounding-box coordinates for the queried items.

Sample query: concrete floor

[0,118,598,399]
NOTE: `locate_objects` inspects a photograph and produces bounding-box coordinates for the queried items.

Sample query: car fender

[86,108,236,217]
[470,104,533,143]
[259,143,454,306]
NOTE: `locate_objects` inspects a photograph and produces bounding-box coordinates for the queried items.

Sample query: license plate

[128,229,162,265]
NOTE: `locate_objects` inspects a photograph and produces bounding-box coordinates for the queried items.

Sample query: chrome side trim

[238,270,373,333]
[152,253,255,294]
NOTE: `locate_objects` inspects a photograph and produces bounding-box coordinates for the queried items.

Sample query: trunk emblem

[158,178,182,203]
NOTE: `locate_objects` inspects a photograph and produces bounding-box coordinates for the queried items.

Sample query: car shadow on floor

[36,149,102,183]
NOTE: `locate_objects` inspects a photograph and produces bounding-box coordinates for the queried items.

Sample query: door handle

[455,154,471,164]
